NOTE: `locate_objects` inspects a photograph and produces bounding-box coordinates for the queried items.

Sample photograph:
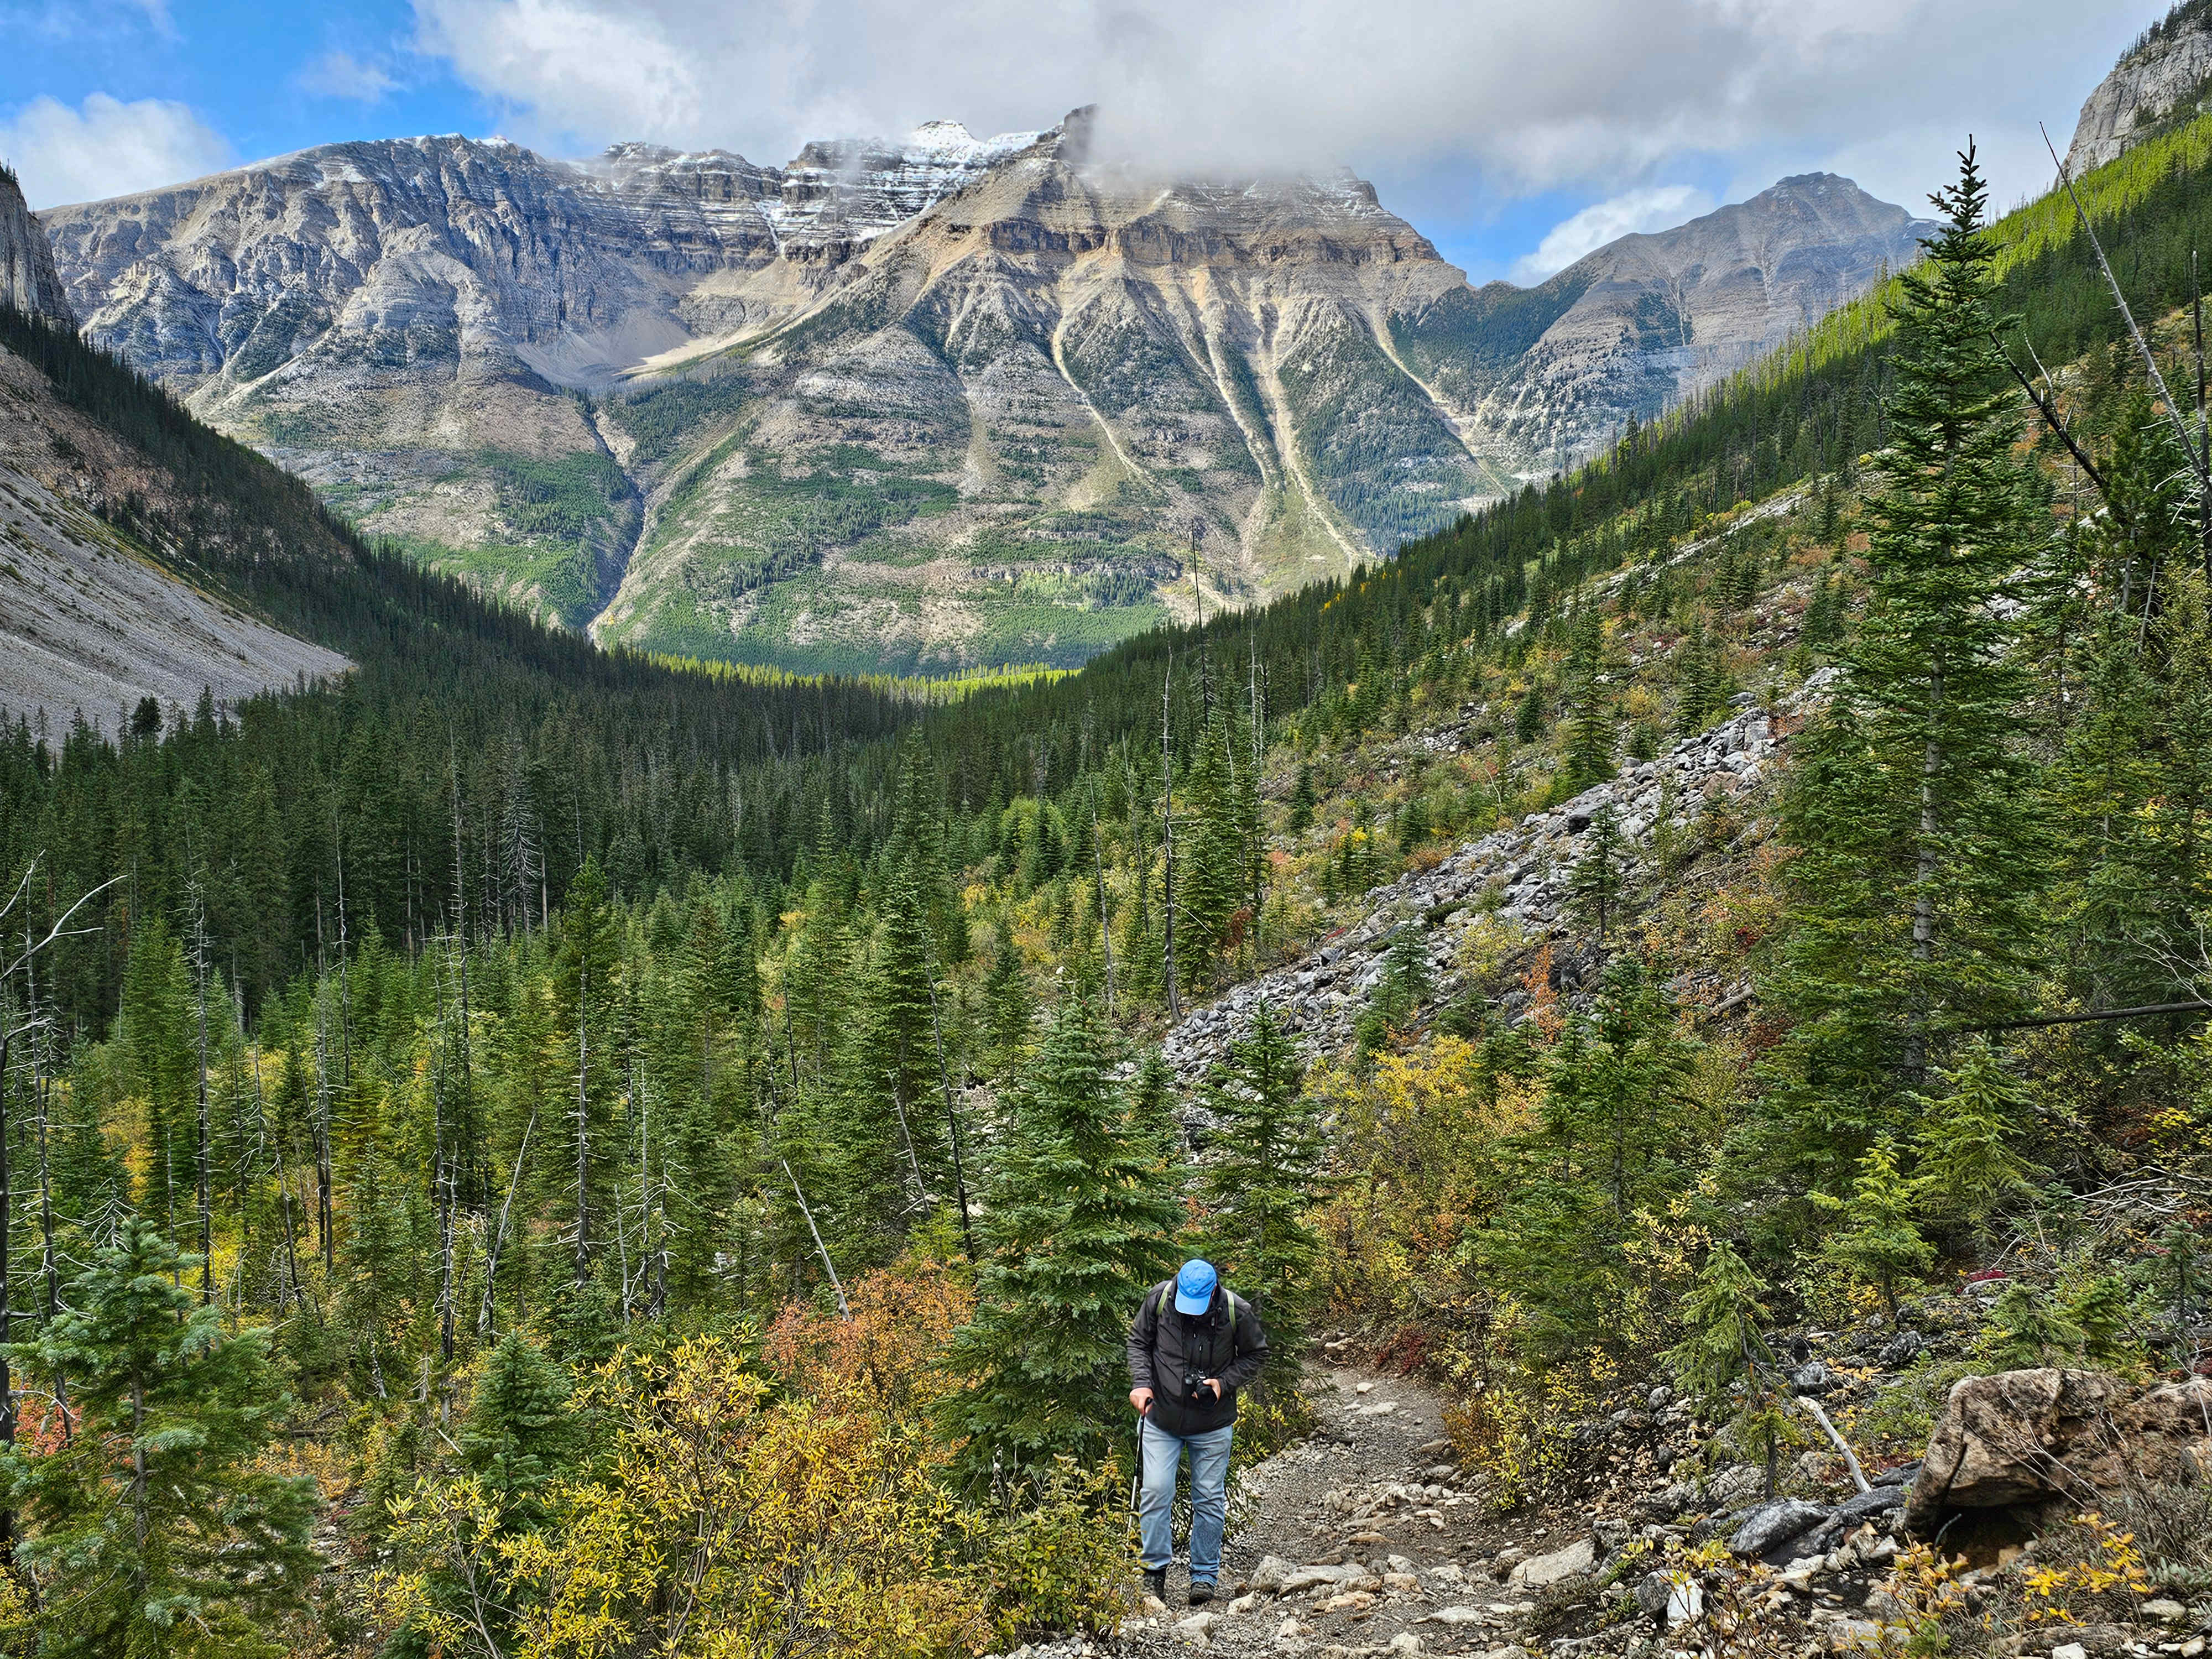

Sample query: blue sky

[2,0,2161,285]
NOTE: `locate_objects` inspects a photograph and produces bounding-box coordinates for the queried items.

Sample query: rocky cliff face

[1,167,74,328]
[2068,0,2212,175]
[43,119,1910,672]
[1395,176,1929,473]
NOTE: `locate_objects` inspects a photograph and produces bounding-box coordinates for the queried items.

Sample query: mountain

[3,185,345,729]
[2068,0,2212,175]
[43,116,1917,674]
[1413,174,1931,470]
[0,338,346,732]
[1,165,74,327]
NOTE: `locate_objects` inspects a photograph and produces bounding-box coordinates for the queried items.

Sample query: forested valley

[1,113,2210,1659]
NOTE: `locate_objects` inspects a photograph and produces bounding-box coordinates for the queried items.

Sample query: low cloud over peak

[406,0,2137,212]
[1512,185,1715,283]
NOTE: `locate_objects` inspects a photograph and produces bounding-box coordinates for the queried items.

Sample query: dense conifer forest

[0,115,2209,1657]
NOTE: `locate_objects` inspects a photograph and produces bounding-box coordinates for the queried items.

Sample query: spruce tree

[1486,961,1694,1354]
[1514,682,1546,745]
[552,860,623,1292]
[460,1332,580,1524]
[1197,1003,1327,1375]
[940,997,1180,1487]
[1814,1140,1933,1318]
[1666,1239,1788,1495]
[983,917,1031,1067]
[1561,613,1618,791]
[3,1217,317,1656]
[1567,804,1631,944]
[1768,144,2052,1164]
[1355,925,1433,1056]
[1128,1047,1181,1159]
[1982,1282,2085,1369]
[1913,1037,2037,1239]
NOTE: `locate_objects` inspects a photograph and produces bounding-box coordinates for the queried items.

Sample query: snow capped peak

[907,120,980,151]
[901,120,1042,164]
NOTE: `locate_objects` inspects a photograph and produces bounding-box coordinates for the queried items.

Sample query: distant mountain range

[38,111,1924,674]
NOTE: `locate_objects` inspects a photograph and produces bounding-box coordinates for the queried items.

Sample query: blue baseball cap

[1175,1259,1218,1314]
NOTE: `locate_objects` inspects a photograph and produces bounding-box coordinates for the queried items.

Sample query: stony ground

[989,1297,2212,1659]
[1107,1354,1535,1657]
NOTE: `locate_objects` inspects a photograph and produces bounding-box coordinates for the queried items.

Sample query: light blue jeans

[1139,1416,1234,1584]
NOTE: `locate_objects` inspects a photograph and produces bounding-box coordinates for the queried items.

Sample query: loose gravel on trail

[1009,1360,1584,1659]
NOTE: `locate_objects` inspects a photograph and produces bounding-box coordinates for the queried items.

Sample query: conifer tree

[940,997,1179,1486]
[1913,1037,2037,1239]
[1981,1281,2085,1369]
[460,1332,580,1524]
[1561,613,1618,791]
[1567,804,1630,944]
[3,1217,317,1655]
[1197,1003,1327,1374]
[1487,961,1694,1354]
[1769,144,2052,1161]
[1128,1047,1181,1158]
[1355,925,1433,1056]
[983,917,1031,1068]
[1666,1239,1773,1405]
[552,860,623,1292]
[1814,1140,1933,1317]
[1666,1239,1788,1494]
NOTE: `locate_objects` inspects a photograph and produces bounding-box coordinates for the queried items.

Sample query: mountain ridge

[40,117,1921,674]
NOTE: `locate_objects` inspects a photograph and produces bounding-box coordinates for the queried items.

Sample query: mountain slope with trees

[1,27,2210,1653]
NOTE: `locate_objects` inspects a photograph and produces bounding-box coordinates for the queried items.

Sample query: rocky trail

[992,1293,2212,1659]
[1107,1356,1540,1657]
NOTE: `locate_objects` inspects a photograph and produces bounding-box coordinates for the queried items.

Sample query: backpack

[1151,1281,1240,1348]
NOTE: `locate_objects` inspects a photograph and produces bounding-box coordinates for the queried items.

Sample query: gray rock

[1791,1360,1837,1396]
[1248,1554,1297,1593]
[1507,1536,1595,1588]
[1727,1499,1831,1559]
[1633,1571,1677,1618]
[1878,1331,1926,1369]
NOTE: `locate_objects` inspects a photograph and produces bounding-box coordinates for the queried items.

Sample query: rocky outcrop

[2067,1,2212,176]
[1903,1368,2212,1534]
[0,167,74,328]
[41,115,1918,674]
[1160,681,1803,1083]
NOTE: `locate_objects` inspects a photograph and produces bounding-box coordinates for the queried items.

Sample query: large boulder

[1905,1369,2212,1534]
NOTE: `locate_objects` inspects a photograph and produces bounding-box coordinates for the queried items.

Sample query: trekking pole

[1130,1402,1144,1515]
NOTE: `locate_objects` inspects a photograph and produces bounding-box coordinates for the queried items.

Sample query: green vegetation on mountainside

[3,117,2211,1659]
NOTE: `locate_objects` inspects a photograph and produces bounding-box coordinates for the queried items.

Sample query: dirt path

[1095,1361,1575,1658]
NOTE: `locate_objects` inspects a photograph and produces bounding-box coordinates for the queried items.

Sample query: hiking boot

[1188,1579,1215,1607]
[1142,1567,1167,1601]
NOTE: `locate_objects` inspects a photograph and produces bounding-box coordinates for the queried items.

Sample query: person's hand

[1204,1378,1224,1399]
[1130,1387,1154,1415]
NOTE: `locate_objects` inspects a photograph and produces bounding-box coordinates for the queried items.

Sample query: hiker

[1126,1258,1269,1606]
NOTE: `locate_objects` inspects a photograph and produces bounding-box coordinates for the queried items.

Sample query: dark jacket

[1126,1280,1268,1437]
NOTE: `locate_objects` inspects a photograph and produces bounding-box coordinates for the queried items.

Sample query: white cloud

[404,0,2142,217]
[0,93,232,208]
[1512,185,1715,282]
[297,50,403,103]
